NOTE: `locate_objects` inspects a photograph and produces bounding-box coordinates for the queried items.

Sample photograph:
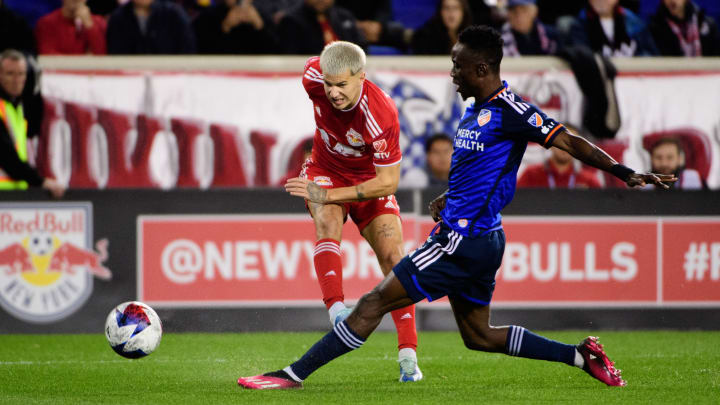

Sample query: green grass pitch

[1,331,718,404]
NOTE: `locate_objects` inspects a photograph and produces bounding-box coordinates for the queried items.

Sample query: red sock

[391,305,418,351]
[313,238,344,309]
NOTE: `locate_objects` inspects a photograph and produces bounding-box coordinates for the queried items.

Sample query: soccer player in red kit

[284,41,422,382]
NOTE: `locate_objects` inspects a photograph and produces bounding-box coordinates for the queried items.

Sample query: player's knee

[314,218,342,239]
[375,252,402,273]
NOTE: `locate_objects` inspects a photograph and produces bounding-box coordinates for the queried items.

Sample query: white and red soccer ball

[105,301,162,359]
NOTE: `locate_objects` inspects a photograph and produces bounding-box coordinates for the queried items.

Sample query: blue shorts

[393,222,505,305]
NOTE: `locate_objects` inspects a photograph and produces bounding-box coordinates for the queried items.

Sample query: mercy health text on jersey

[0,203,111,323]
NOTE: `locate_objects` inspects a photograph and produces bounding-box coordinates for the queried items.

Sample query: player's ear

[359,71,366,81]
[476,63,488,78]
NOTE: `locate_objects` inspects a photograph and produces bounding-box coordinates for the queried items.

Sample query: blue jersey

[441,81,564,237]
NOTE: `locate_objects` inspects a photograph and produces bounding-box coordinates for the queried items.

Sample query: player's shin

[286,320,366,381]
[505,326,576,365]
[313,238,344,310]
[391,305,417,351]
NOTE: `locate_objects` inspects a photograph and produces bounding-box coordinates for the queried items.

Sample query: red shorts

[300,159,401,231]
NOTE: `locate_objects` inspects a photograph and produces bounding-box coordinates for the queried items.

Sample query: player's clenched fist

[285,177,328,203]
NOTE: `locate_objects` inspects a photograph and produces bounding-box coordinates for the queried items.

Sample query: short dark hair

[425,133,453,153]
[458,25,503,73]
[651,137,684,156]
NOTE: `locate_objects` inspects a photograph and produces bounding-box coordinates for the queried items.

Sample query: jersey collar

[471,81,509,109]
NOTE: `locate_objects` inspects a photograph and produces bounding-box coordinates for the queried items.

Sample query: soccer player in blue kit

[238,26,677,390]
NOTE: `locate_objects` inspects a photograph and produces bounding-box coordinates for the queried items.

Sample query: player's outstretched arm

[285,163,401,204]
[550,128,677,189]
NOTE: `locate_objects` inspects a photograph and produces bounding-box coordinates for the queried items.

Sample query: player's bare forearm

[550,128,677,188]
[551,129,616,172]
[325,164,400,203]
[326,175,397,203]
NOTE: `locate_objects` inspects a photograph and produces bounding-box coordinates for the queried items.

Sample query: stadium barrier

[1,188,719,333]
[36,56,720,189]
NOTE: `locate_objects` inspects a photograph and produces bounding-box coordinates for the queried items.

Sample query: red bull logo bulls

[0,203,111,323]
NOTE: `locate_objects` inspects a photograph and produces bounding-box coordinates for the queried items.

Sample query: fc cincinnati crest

[527,112,544,127]
[0,203,111,323]
[346,128,364,147]
[477,109,492,127]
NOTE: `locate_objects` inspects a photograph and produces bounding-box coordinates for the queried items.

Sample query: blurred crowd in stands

[0,0,718,57]
[1,0,716,194]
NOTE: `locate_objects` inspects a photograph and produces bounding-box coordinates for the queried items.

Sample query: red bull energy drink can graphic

[0,203,111,323]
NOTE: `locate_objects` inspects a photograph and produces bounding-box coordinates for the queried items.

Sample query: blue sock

[505,326,576,365]
[286,321,365,381]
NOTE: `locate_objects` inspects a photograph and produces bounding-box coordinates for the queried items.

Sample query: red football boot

[577,336,626,387]
[237,370,302,390]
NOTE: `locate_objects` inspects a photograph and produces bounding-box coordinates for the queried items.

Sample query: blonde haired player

[284,41,422,382]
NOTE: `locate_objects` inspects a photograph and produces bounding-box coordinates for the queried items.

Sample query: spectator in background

[278,0,365,54]
[107,0,196,54]
[0,0,37,55]
[254,0,301,26]
[411,0,472,55]
[336,0,412,51]
[0,50,65,198]
[649,0,720,56]
[517,146,602,189]
[425,133,453,187]
[194,0,279,54]
[35,0,107,55]
[501,0,559,56]
[646,137,703,190]
[561,0,658,57]
[87,0,119,17]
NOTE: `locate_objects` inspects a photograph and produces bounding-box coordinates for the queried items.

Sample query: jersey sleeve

[501,102,565,149]
[371,121,402,166]
[302,56,325,96]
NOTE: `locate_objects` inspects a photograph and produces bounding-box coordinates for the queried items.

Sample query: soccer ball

[105,301,162,359]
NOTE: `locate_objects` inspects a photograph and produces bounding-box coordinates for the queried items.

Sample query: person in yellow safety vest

[0,49,64,198]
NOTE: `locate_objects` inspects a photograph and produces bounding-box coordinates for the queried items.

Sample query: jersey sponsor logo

[374,152,390,159]
[315,105,322,117]
[319,128,362,157]
[541,122,557,135]
[458,219,468,228]
[313,176,333,186]
[477,109,492,127]
[372,139,387,152]
[527,112,543,127]
[345,128,364,147]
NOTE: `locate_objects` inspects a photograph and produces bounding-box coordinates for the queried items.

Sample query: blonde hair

[319,41,366,76]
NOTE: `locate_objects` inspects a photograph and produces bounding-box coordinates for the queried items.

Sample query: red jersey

[302,57,402,181]
[517,162,602,189]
